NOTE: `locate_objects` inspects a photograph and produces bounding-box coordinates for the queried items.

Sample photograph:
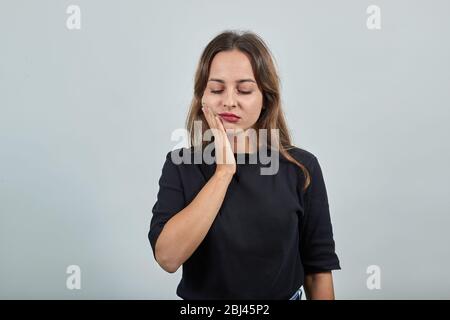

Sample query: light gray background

[1,0,449,299]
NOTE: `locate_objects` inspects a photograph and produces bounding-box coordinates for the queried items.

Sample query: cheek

[201,92,218,106]
[244,97,263,117]
[239,106,262,128]
[201,93,222,115]
[245,107,262,119]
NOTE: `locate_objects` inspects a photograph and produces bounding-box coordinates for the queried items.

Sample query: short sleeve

[299,155,341,274]
[148,151,186,260]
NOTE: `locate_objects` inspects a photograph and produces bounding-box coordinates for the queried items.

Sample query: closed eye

[211,90,252,95]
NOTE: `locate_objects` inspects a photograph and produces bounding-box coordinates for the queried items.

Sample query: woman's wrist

[213,169,235,181]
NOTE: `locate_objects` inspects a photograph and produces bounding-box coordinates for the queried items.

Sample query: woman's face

[201,50,264,133]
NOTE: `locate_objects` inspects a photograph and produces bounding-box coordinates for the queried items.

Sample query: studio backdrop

[1,0,449,299]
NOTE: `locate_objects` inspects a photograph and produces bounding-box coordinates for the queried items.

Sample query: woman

[148,30,341,300]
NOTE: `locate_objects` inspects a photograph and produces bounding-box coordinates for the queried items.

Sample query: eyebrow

[208,78,256,84]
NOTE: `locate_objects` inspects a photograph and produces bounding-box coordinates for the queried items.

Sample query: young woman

[148,30,341,300]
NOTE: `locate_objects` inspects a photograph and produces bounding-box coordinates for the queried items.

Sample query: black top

[148,145,341,300]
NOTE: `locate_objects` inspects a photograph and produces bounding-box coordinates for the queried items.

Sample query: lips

[219,112,240,123]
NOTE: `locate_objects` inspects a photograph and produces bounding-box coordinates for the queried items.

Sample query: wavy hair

[185,30,311,191]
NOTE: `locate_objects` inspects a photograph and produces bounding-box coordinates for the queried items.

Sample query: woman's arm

[154,170,233,273]
[155,105,236,273]
[299,155,341,299]
[304,271,336,300]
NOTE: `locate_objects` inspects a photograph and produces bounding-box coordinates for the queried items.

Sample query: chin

[225,126,248,137]
[222,122,236,129]
[223,123,241,131]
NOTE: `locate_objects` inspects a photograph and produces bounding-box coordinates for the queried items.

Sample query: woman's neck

[231,133,259,154]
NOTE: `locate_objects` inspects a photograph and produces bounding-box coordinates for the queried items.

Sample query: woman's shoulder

[284,145,318,169]
[164,146,196,164]
[164,146,212,168]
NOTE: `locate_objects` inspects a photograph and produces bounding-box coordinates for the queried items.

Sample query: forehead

[209,50,255,81]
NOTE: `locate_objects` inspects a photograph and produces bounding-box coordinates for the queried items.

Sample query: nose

[223,89,237,109]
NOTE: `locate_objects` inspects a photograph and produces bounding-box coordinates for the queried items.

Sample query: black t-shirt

[148,145,341,300]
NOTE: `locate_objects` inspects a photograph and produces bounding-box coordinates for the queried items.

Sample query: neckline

[233,150,262,165]
[197,144,285,166]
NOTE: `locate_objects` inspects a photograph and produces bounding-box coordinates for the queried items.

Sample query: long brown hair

[185,30,311,191]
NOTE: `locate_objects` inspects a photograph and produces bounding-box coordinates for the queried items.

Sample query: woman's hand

[201,103,236,176]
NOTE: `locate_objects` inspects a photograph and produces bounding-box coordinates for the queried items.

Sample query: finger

[202,105,215,130]
[215,115,226,133]
[203,106,224,146]
[205,105,219,131]
[215,115,235,141]
[214,115,232,157]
